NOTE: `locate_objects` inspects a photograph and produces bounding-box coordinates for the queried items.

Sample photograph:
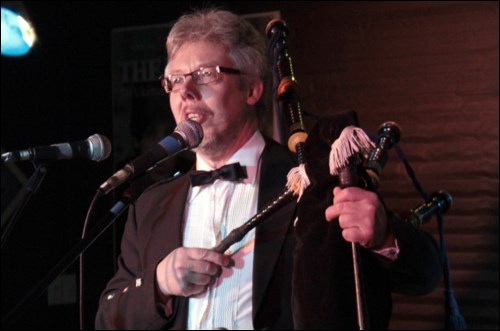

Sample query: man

[95,8,441,330]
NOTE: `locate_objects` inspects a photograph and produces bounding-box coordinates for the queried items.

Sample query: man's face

[166,40,258,155]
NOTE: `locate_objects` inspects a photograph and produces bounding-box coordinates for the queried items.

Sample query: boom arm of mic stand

[1,199,129,326]
[1,164,48,248]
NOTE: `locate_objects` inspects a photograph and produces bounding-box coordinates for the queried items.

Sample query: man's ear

[246,79,264,106]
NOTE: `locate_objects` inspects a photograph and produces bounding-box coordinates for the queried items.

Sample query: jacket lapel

[145,175,191,262]
[252,139,296,320]
[143,175,191,330]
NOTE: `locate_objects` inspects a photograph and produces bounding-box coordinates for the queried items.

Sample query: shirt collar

[195,130,265,185]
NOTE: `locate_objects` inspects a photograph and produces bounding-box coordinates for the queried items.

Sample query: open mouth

[187,113,201,121]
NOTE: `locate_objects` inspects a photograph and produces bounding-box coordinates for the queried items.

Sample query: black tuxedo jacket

[96,137,297,329]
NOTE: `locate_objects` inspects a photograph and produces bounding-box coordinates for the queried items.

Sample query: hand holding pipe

[332,122,400,330]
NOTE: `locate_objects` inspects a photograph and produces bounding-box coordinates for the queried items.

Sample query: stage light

[1,5,37,57]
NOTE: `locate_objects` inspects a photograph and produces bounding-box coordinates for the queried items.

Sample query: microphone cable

[78,189,103,330]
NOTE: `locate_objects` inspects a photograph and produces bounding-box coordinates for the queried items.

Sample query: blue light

[1,7,36,57]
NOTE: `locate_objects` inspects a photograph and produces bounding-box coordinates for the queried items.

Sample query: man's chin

[197,135,217,152]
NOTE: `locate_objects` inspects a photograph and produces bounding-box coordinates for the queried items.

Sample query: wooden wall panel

[278,1,498,329]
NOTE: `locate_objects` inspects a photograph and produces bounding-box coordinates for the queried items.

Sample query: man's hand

[156,247,231,297]
[325,186,392,249]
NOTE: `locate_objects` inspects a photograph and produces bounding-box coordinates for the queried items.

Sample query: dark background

[1,1,498,330]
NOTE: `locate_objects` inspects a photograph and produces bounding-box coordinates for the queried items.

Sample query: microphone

[99,119,203,195]
[1,134,112,163]
[404,190,453,229]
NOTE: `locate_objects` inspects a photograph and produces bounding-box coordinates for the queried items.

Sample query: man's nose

[179,75,200,99]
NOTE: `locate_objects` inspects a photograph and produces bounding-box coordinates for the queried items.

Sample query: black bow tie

[189,162,248,187]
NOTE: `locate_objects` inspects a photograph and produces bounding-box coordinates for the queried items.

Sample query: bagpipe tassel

[329,126,375,176]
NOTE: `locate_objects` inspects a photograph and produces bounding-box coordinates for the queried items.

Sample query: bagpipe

[212,18,466,330]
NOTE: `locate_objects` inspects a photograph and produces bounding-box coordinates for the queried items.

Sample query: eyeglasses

[161,65,243,93]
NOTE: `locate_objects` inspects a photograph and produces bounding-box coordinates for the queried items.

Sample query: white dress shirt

[184,131,265,330]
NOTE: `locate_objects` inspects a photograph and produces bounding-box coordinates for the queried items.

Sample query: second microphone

[99,119,203,195]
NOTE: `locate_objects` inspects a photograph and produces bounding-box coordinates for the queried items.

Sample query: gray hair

[166,8,267,82]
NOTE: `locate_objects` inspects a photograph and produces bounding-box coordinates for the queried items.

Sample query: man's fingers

[187,260,222,276]
[325,204,340,221]
[187,248,231,267]
[186,272,213,286]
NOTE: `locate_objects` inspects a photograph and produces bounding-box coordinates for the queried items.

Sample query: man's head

[163,9,267,166]
[166,9,267,85]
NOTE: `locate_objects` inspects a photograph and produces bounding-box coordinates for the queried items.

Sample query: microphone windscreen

[87,134,112,161]
[174,120,203,149]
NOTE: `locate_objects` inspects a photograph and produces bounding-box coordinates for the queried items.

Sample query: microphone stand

[1,163,48,248]
[1,196,130,327]
[1,158,188,327]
